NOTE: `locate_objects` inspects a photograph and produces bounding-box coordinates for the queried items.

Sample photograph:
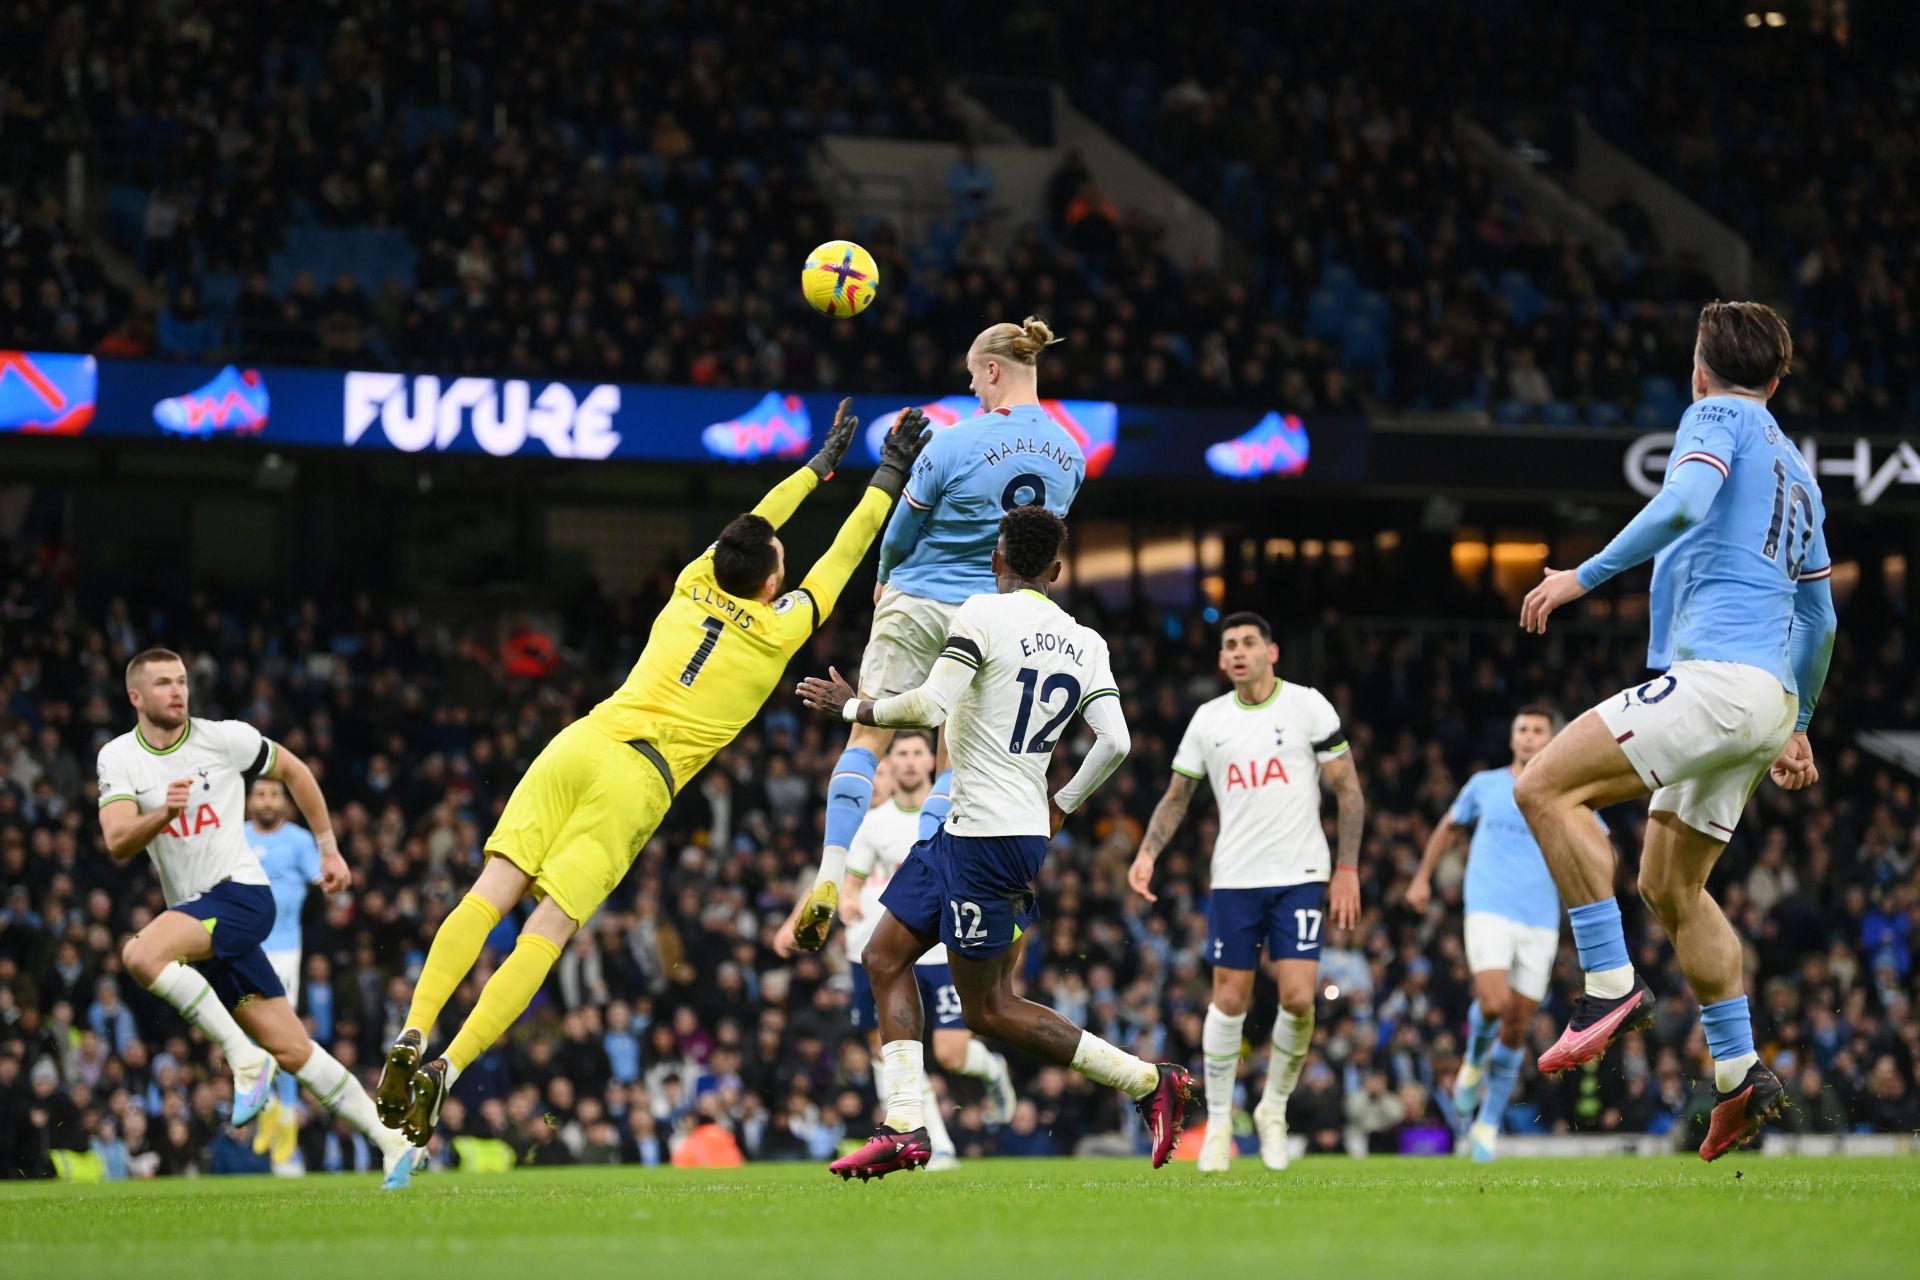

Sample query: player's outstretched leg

[122,916,276,1125]
[1513,712,1656,1073]
[951,948,1192,1169]
[236,996,418,1189]
[1454,999,1497,1119]
[1199,994,1246,1173]
[382,863,521,1125]
[1470,1041,1524,1161]
[399,902,572,1148]
[1253,961,1316,1172]
[1635,812,1781,1159]
[809,742,879,951]
[1469,975,1542,1162]
[831,917,937,1181]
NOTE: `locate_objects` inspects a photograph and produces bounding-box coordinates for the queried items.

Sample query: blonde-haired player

[378,403,928,1145]
[791,317,1086,954]
[97,648,419,1188]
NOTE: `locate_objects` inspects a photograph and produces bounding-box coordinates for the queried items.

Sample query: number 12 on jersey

[1009,667,1081,754]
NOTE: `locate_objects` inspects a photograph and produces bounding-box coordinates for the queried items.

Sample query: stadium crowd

[2,1,1907,423]
[2,538,1915,1178]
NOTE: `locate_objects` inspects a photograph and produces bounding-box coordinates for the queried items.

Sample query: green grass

[4,1157,1916,1279]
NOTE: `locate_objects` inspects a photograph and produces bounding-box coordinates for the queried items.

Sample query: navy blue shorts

[173,881,285,1008]
[1207,882,1329,970]
[848,961,966,1032]
[879,829,1046,959]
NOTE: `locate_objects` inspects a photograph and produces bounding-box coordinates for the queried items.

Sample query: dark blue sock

[918,770,953,843]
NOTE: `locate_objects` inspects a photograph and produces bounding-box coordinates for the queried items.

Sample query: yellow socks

[445,933,562,1072]
[403,894,501,1036]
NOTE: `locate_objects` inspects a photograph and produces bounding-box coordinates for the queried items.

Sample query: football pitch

[4,1157,1915,1279]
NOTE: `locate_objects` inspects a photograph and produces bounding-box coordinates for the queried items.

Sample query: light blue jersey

[877,404,1085,605]
[1643,396,1830,688]
[1451,768,1564,930]
[247,821,321,953]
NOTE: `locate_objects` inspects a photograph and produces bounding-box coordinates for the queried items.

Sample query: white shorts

[1464,913,1558,1002]
[859,587,959,697]
[266,947,301,1009]
[1594,660,1796,843]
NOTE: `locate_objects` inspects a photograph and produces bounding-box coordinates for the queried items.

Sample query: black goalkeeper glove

[806,397,858,480]
[871,408,931,499]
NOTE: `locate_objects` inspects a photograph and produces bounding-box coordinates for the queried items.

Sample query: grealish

[980,437,1078,471]
[1019,631,1085,664]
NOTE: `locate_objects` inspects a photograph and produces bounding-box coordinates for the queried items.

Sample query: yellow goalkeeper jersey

[585,467,891,791]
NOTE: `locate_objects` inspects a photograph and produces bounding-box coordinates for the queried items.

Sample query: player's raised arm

[260,739,349,893]
[788,409,931,626]
[745,397,864,531]
[1521,410,1734,634]
[874,425,945,590]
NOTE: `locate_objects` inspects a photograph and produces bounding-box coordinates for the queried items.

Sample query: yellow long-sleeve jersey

[585,467,892,791]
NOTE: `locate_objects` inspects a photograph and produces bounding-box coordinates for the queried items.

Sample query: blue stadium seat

[1542,400,1580,427]
[1321,263,1358,303]
[1341,314,1386,373]
[1307,288,1345,341]
[1498,270,1543,326]
[1496,398,1536,425]
[1639,375,1682,418]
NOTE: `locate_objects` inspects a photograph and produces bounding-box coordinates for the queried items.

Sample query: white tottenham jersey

[1172,681,1348,889]
[941,589,1118,838]
[843,799,948,966]
[96,718,276,906]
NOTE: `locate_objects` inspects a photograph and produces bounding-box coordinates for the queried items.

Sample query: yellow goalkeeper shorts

[486,719,673,923]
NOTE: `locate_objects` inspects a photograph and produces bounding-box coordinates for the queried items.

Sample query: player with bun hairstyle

[784,317,1090,955]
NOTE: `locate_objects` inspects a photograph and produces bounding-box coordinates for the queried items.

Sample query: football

[801,239,879,316]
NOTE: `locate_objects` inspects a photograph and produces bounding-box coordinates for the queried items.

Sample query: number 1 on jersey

[680,616,726,687]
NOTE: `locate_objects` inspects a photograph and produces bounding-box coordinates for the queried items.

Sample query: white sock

[1714,1052,1760,1093]
[1201,1004,1245,1122]
[816,848,848,888]
[1263,1010,1313,1107]
[146,961,266,1071]
[959,1039,1005,1082]
[921,1077,955,1156]
[1069,1030,1159,1100]
[880,1040,925,1129]
[297,1044,410,1158]
[1585,965,1635,1000]
[871,1053,888,1101]
[442,1059,463,1088]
